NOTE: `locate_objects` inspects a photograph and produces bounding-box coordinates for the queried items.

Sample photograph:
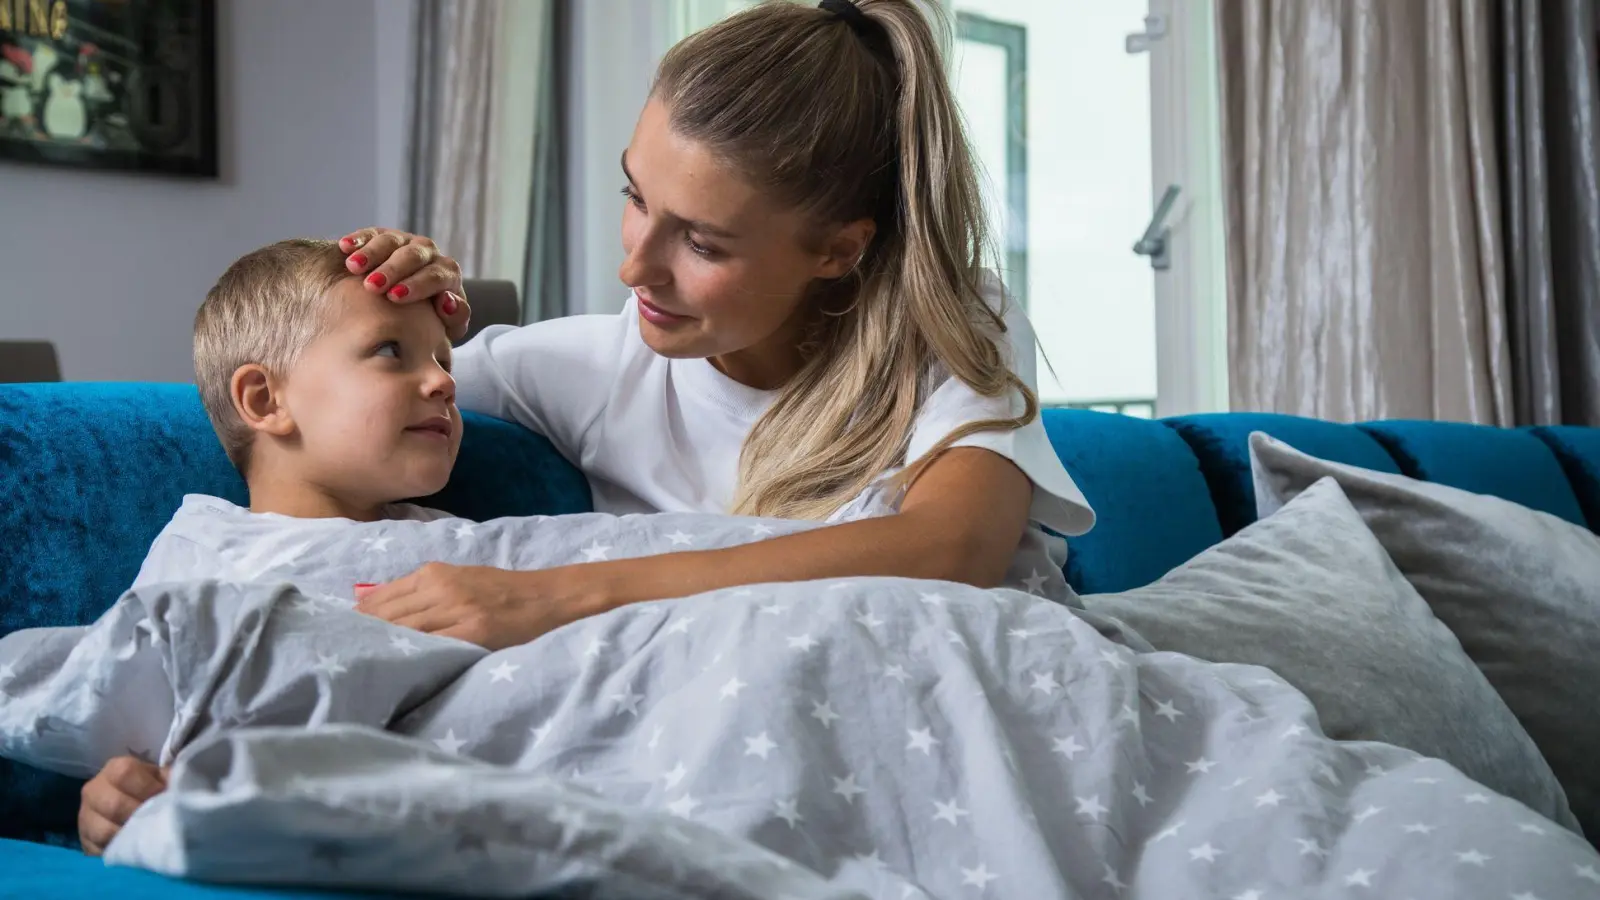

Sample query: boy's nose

[425,367,456,402]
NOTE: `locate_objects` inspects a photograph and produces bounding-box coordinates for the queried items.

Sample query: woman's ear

[230,364,296,438]
[815,219,877,280]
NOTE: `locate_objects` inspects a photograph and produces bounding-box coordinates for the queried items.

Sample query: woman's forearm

[555,510,992,613]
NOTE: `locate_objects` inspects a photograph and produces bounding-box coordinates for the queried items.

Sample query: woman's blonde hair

[653,0,1037,520]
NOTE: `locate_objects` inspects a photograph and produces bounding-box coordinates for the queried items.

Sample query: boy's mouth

[405,416,454,439]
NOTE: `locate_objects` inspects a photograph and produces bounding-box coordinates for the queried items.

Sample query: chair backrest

[460,280,521,343]
[0,342,61,383]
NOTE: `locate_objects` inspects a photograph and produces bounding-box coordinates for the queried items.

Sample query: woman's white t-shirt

[451,290,1095,545]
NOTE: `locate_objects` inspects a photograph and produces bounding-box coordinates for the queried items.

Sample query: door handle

[1133,184,1181,271]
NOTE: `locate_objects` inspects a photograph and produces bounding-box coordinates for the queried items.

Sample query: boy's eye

[375,341,401,359]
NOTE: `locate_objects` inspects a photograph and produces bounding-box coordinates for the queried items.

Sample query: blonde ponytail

[654,0,1036,520]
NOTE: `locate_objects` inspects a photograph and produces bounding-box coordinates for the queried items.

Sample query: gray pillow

[1082,477,1576,831]
[1251,431,1598,841]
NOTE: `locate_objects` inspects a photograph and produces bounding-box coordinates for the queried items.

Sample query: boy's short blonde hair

[194,238,351,473]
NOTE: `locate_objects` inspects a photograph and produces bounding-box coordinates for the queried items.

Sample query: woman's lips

[637,294,689,326]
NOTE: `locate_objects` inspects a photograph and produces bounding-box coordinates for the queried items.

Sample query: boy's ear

[230,364,295,437]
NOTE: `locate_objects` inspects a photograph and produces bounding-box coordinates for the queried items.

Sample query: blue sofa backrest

[4,382,1600,846]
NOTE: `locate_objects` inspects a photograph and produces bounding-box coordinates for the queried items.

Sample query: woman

[345,0,1095,647]
[79,0,1093,853]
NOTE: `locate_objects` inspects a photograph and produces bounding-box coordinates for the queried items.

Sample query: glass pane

[950,1,1157,407]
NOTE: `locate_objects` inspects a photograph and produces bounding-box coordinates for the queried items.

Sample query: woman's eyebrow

[620,151,741,240]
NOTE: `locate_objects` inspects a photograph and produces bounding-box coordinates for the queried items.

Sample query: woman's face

[619,98,868,388]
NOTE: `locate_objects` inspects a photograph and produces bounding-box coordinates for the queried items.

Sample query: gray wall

[0,0,413,382]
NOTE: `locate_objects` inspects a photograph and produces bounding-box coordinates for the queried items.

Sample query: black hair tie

[819,0,890,55]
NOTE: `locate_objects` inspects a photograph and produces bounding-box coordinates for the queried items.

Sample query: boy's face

[275,280,462,505]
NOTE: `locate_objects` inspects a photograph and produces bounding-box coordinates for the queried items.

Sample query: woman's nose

[618,233,668,289]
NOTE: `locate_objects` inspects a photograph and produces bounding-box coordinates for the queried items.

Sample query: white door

[948,0,1227,417]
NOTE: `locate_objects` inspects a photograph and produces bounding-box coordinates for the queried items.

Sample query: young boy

[78,238,464,855]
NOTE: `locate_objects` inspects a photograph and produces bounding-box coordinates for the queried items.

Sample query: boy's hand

[79,755,167,856]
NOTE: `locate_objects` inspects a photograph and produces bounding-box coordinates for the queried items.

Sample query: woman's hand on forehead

[338,227,472,343]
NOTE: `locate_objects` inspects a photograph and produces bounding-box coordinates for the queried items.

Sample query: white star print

[1296,838,1328,858]
[856,611,885,629]
[1576,864,1600,884]
[831,774,866,804]
[1188,842,1220,862]
[1008,627,1035,639]
[1455,849,1489,866]
[1402,823,1436,835]
[1224,777,1249,791]
[433,729,465,754]
[933,798,969,825]
[1254,789,1284,808]
[1344,869,1374,887]
[665,617,693,635]
[1075,794,1108,822]
[313,652,348,676]
[1117,704,1140,724]
[760,602,788,616]
[1281,723,1307,739]
[960,863,997,888]
[775,798,803,828]
[488,661,519,683]
[1315,761,1341,785]
[719,677,746,700]
[1463,792,1490,804]
[1184,757,1216,774]
[666,794,700,818]
[389,635,419,656]
[530,722,553,747]
[665,530,693,546]
[907,727,939,755]
[786,633,817,651]
[549,804,588,837]
[885,663,910,683]
[647,726,662,750]
[918,592,947,607]
[1051,735,1084,760]
[810,699,840,728]
[1030,671,1060,696]
[744,732,776,759]
[750,523,775,537]
[361,536,391,552]
[1022,569,1049,593]
[1516,822,1547,835]
[580,541,610,562]
[1099,648,1128,669]
[582,636,607,659]
[662,762,687,790]
[1153,699,1183,722]
[609,689,643,716]
[1152,820,1184,842]
[1352,805,1383,823]
[1365,763,1386,776]
[1233,891,1262,900]
[947,628,965,644]
[1102,864,1127,894]
[135,619,165,646]
[0,662,12,683]
[1131,782,1153,806]
[852,850,887,869]
[452,522,475,540]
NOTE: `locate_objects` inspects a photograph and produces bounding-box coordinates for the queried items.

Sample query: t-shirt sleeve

[905,280,1096,537]
[450,311,631,464]
[131,531,226,588]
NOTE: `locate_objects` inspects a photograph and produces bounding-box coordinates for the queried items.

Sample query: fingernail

[349,253,368,269]
[344,235,364,248]
[389,284,410,300]
[366,272,388,289]
[442,293,459,315]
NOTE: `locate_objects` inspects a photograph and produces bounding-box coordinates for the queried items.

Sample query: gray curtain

[1216,0,1513,424]
[1495,0,1600,426]
[405,0,504,278]
[521,0,569,324]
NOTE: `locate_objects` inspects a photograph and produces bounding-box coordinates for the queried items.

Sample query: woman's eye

[375,341,401,359]
[620,185,644,210]
[686,235,717,258]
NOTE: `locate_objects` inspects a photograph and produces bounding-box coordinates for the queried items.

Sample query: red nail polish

[350,253,368,268]
[354,583,377,589]
[366,272,387,289]
[389,284,409,299]
[442,294,459,315]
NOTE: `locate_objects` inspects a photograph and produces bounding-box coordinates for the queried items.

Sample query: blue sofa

[4,382,1599,897]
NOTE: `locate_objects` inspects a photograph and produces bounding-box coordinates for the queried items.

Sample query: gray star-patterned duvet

[2,505,1598,898]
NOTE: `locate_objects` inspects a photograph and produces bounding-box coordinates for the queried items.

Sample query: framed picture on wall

[0,0,217,177]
